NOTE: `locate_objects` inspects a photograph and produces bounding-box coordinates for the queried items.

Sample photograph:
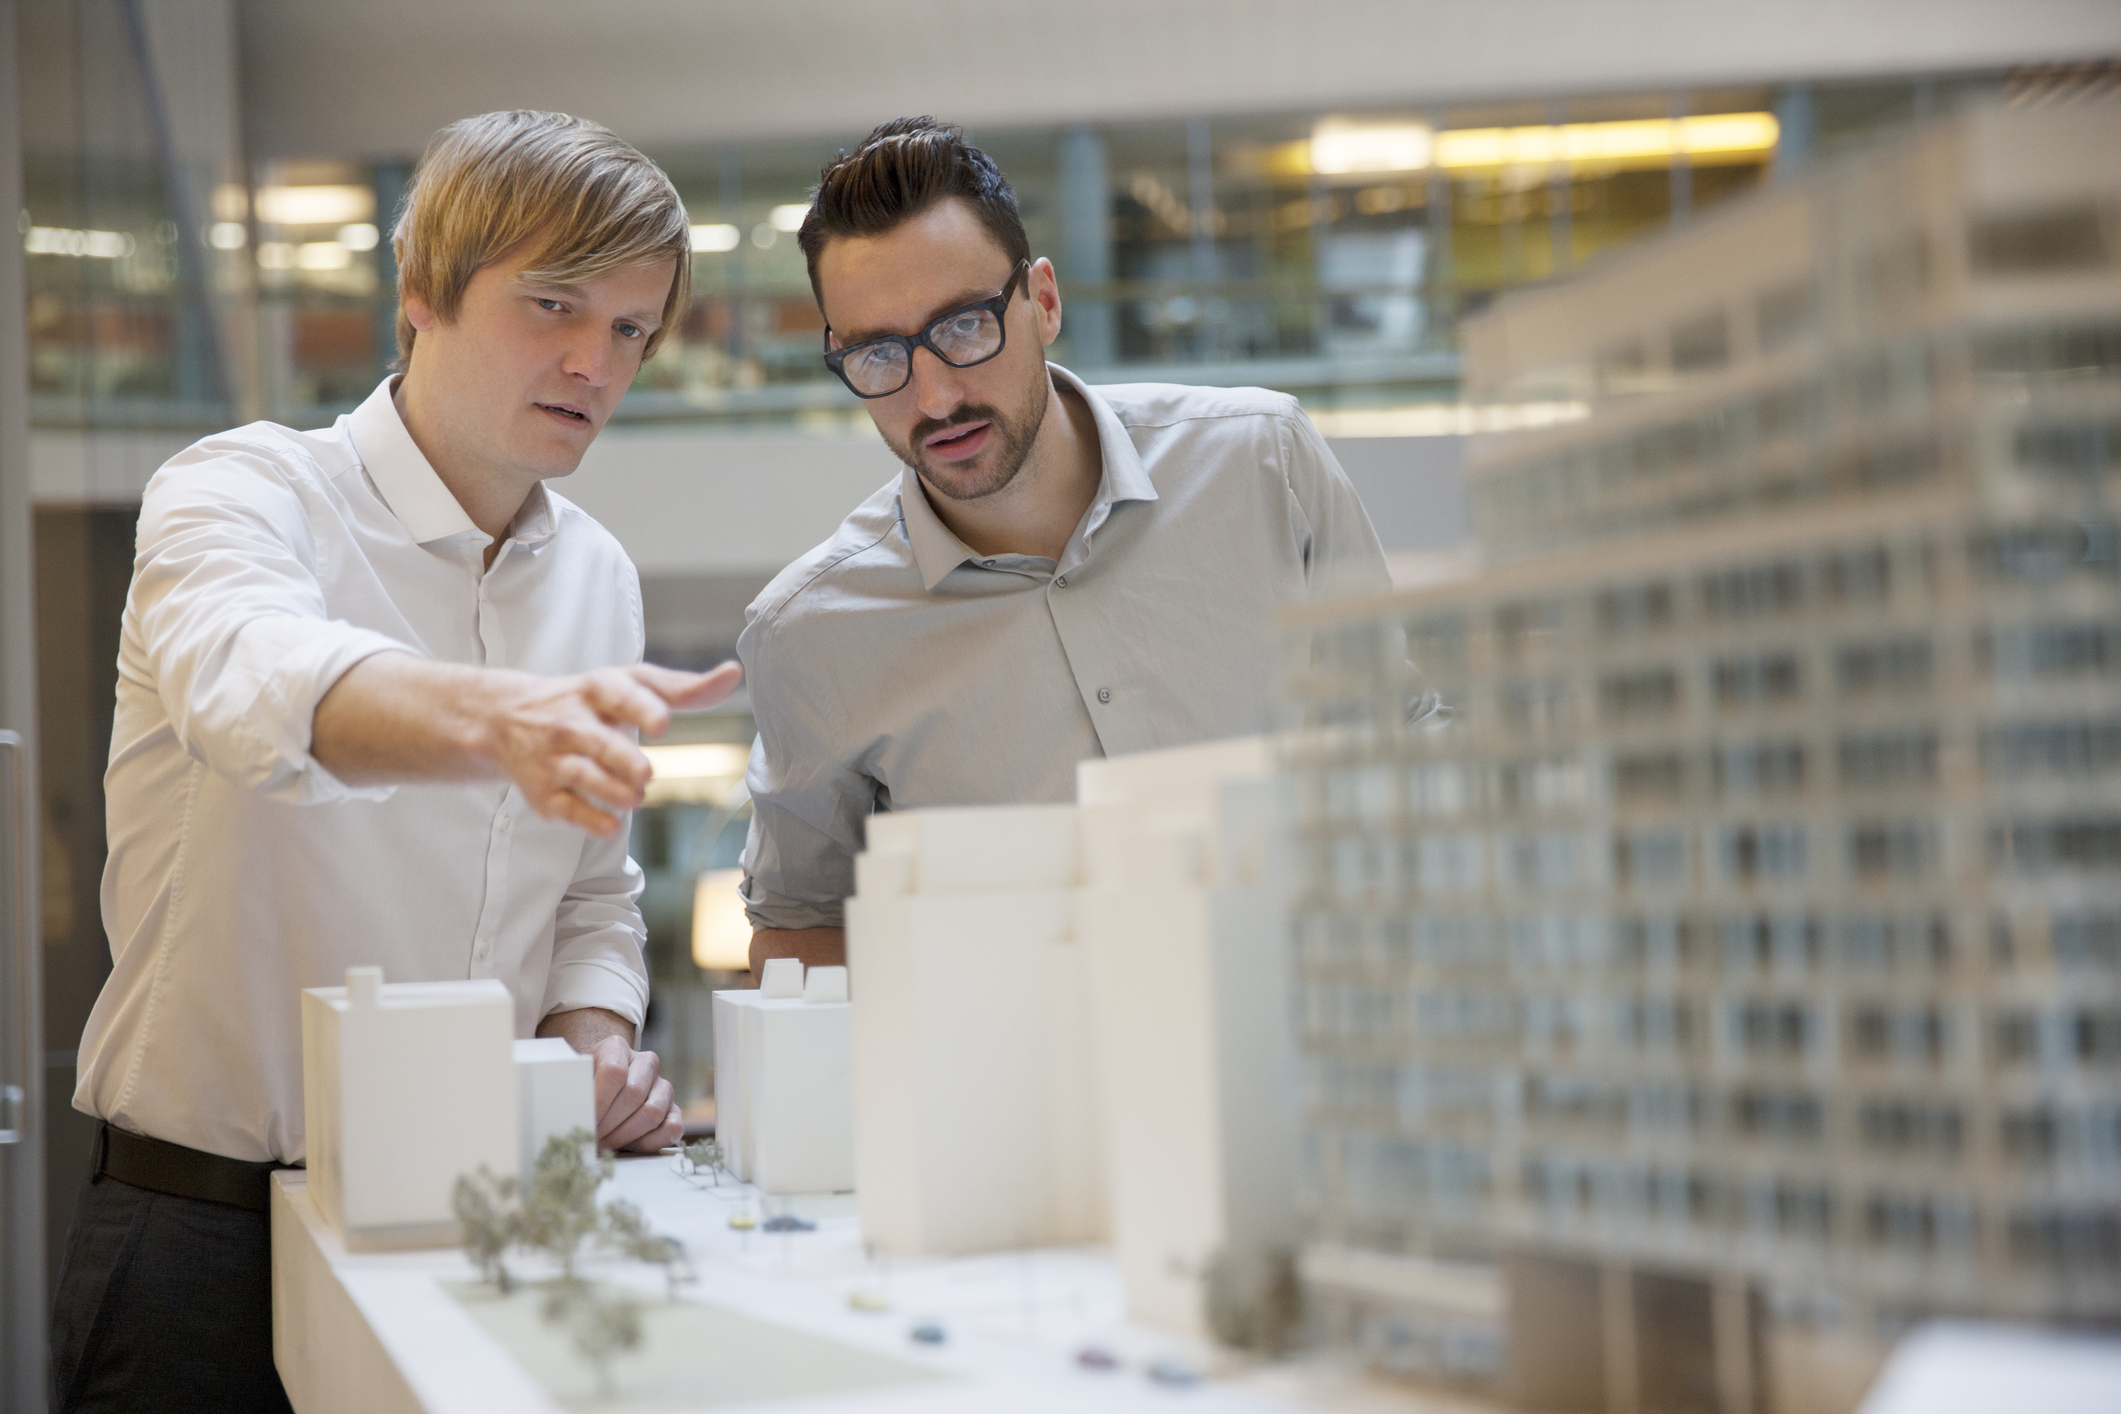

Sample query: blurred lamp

[254,184,374,227]
[1311,119,1434,175]
[692,868,752,971]
[769,204,809,232]
[690,223,740,253]
[642,741,750,807]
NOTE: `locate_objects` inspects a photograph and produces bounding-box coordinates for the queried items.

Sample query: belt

[95,1122,293,1214]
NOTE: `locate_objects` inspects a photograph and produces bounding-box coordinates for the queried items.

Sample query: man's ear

[402,289,439,335]
[1030,257,1063,347]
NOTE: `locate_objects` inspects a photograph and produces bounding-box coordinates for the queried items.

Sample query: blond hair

[391,110,691,367]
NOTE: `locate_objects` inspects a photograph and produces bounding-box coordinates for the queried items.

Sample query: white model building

[845,804,1104,1253]
[712,959,855,1194]
[1282,98,2121,1414]
[1075,738,1300,1335]
[841,738,1299,1339]
[301,967,518,1250]
[511,1037,595,1180]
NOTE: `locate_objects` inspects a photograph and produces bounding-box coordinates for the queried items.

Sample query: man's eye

[617,323,643,339]
[536,298,565,312]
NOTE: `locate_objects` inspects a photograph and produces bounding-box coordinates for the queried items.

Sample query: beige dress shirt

[737,364,1392,931]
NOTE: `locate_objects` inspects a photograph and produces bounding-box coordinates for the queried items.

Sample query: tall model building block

[1076,737,1300,1335]
[842,737,1298,1333]
[512,1037,595,1179]
[302,967,518,1250]
[713,960,855,1194]
[845,804,1106,1253]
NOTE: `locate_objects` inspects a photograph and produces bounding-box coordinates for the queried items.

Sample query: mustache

[911,406,1004,446]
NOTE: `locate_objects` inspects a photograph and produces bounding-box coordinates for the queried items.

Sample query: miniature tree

[520,1130,612,1279]
[677,1136,726,1185]
[454,1128,695,1399]
[452,1166,522,1292]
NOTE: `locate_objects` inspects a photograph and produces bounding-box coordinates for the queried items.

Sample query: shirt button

[498,815,512,833]
[1055,576,1068,588]
[982,558,996,567]
[1097,687,1112,703]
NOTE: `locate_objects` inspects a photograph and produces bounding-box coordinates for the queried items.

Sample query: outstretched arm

[312,655,742,838]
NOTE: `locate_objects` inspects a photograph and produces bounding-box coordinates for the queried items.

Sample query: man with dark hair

[739,117,1389,971]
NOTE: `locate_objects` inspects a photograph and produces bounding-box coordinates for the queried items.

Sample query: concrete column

[371,161,411,378]
[1426,108,1454,343]
[1774,84,1816,183]
[1668,92,1693,227]
[1548,100,1573,276]
[1056,126,1115,369]
[1600,1261,1640,1414]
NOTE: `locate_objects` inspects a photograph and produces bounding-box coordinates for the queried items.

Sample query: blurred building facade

[1286,97,2121,1414]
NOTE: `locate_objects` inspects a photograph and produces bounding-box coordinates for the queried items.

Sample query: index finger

[580,668,672,738]
[631,661,743,718]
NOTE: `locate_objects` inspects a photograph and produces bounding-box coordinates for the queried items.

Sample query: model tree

[453,1130,691,1398]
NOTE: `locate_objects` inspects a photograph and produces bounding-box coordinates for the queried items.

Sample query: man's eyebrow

[837,281,1004,345]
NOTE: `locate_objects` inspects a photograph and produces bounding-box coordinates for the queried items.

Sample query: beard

[888,362,1052,504]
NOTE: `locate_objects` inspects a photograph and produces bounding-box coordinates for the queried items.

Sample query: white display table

[269,1157,1427,1414]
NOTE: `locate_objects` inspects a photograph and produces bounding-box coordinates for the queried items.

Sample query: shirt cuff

[738,874,846,932]
[541,957,649,1032]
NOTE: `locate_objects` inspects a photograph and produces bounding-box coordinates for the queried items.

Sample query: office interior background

[2,2,2119,1411]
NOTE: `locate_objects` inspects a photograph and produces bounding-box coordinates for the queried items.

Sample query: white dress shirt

[74,378,651,1165]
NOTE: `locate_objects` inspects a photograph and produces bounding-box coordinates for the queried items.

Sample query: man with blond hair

[50,111,733,1413]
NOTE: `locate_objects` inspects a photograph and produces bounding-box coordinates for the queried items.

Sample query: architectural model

[845,803,1103,1253]
[1281,98,2121,1414]
[513,1037,595,1182]
[302,966,518,1250]
[712,959,855,1194]
[1075,739,1301,1335]
[842,738,1298,1341]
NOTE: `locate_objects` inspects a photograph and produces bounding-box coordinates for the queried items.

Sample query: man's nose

[906,346,965,421]
[562,328,614,387]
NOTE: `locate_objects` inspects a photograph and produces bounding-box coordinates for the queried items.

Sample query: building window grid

[1287,530,2121,1299]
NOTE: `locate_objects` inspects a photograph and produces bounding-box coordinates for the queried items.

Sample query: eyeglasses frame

[821,258,1033,399]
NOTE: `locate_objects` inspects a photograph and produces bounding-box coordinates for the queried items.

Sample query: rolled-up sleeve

[1279,410,1393,602]
[736,615,877,932]
[543,832,651,1032]
[132,438,414,804]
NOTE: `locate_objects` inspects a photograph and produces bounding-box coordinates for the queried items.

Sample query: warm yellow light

[769,204,809,232]
[1310,120,1434,175]
[642,741,751,806]
[691,868,752,971]
[295,241,351,270]
[1301,112,1778,178]
[254,184,374,227]
[1435,113,1779,170]
[690,223,740,253]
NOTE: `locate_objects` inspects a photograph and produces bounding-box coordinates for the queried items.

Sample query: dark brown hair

[797,117,1030,310]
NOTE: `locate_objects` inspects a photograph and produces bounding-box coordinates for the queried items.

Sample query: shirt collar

[896,362,1159,591]
[346,378,559,552]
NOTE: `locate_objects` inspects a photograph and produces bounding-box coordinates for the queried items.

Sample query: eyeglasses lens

[840,343,907,397]
[840,307,1006,396]
[930,310,1001,363]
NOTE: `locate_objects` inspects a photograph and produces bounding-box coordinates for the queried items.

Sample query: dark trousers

[49,1163,293,1414]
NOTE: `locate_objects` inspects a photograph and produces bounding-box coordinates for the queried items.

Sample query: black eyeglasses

[822,259,1031,399]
